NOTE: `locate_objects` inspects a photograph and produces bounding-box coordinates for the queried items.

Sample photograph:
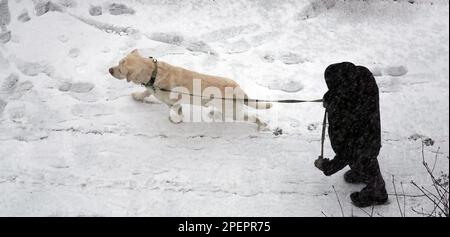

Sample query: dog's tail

[244,100,273,110]
[233,87,273,110]
[244,101,273,109]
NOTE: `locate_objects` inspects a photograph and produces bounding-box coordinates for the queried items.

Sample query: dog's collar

[142,57,158,88]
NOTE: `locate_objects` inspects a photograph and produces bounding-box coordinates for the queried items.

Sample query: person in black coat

[315,62,388,207]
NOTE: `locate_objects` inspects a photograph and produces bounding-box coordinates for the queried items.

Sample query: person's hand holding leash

[314,156,330,171]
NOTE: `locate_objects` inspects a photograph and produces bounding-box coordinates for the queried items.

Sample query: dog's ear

[131,49,140,55]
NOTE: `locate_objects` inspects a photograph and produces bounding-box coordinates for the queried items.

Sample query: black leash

[142,57,323,104]
[319,110,328,159]
[151,85,324,104]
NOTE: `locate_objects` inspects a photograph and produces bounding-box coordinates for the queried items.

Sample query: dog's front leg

[131,89,151,102]
[169,104,183,124]
[245,112,268,131]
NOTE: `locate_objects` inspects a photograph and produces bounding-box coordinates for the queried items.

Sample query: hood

[324,62,357,92]
[324,62,378,96]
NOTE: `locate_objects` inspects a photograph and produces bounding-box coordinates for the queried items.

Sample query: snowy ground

[0,0,448,216]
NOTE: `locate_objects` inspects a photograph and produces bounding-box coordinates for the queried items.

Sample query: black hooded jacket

[321,62,381,176]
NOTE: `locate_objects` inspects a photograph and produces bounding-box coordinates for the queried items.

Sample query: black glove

[315,155,349,176]
[314,156,330,171]
[323,91,332,109]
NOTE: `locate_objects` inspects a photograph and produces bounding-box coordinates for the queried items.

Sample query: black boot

[350,186,388,208]
[350,172,388,207]
[344,170,369,184]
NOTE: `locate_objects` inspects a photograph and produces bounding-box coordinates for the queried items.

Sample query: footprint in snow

[108,3,135,15]
[34,1,63,16]
[370,67,383,77]
[70,83,95,93]
[0,99,6,115]
[1,73,19,94]
[69,48,81,58]
[256,74,304,93]
[17,81,34,92]
[262,53,276,63]
[201,24,260,42]
[385,66,408,77]
[280,52,308,65]
[147,32,215,55]
[185,40,216,55]
[14,59,53,77]
[0,31,11,44]
[268,79,304,93]
[9,81,34,100]
[149,32,184,46]
[89,5,102,16]
[370,65,408,77]
[6,103,26,121]
[59,82,95,93]
[224,39,251,54]
[0,73,34,101]
[297,0,336,20]
[17,9,31,22]
[259,52,308,65]
[58,34,69,43]
[58,82,71,92]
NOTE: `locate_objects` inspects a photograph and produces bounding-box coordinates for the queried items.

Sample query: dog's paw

[169,106,183,124]
[256,121,270,132]
[169,114,183,124]
[131,92,145,102]
[208,109,223,122]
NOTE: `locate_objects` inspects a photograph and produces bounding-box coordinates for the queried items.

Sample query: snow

[17,9,31,22]
[0,0,448,217]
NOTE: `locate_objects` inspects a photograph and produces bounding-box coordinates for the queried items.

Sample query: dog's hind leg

[243,111,268,131]
[229,101,269,131]
[131,89,151,102]
[207,107,224,122]
[169,104,183,124]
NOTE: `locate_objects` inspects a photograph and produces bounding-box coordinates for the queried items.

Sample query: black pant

[349,155,386,190]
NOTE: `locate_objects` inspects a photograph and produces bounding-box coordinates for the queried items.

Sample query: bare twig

[411,207,431,217]
[411,181,447,216]
[431,147,440,173]
[428,197,441,217]
[332,185,345,217]
[412,142,449,217]
[401,182,406,217]
[421,142,445,197]
[387,193,425,198]
[392,175,404,217]
[421,185,443,203]
[358,207,371,217]
[357,206,375,218]
[422,186,447,216]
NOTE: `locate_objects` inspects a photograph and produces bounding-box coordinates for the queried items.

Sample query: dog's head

[109,49,152,84]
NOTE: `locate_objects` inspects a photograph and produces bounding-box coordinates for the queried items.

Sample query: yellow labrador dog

[109,49,272,129]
